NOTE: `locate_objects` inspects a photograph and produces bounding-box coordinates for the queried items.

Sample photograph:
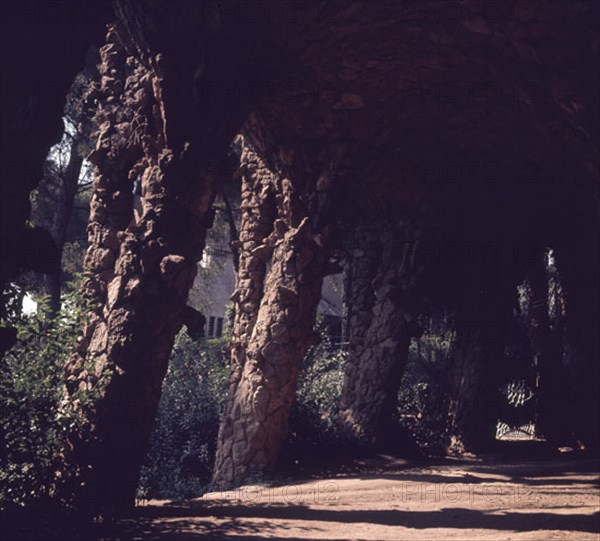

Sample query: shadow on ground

[2,455,599,541]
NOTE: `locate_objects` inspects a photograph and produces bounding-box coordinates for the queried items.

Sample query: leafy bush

[0,291,86,509]
[137,334,229,500]
[397,331,454,456]
[139,319,348,497]
[1,289,232,506]
[283,331,347,467]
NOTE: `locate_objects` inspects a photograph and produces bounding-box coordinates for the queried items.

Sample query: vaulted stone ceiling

[237,0,598,306]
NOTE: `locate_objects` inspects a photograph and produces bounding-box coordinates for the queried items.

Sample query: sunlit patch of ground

[109,456,599,541]
[2,455,597,540]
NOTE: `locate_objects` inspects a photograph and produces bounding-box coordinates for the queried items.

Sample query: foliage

[137,334,230,501]
[397,326,454,456]
[26,48,99,302]
[140,322,348,498]
[0,288,88,509]
[0,282,27,326]
[283,327,347,466]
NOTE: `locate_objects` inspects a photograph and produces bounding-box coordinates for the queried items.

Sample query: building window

[216,317,224,338]
[208,316,215,337]
[200,251,212,268]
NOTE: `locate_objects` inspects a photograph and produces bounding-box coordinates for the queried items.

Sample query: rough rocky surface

[446,271,514,455]
[338,220,423,447]
[524,252,570,446]
[212,140,336,487]
[63,23,218,512]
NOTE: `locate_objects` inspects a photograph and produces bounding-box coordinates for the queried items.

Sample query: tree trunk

[35,136,84,315]
[338,222,421,448]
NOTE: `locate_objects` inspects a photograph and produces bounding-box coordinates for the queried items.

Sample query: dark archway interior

[1,0,598,515]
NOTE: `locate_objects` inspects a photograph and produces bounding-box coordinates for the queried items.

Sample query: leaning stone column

[557,239,600,451]
[338,222,422,448]
[526,253,570,445]
[61,26,215,513]
[225,142,277,397]
[446,283,511,454]
[212,145,334,487]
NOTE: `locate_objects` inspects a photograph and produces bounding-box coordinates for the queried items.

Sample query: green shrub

[284,332,347,466]
[0,291,86,509]
[397,332,453,455]
[137,334,229,500]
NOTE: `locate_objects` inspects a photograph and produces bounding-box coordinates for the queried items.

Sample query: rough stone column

[338,222,422,448]
[526,254,571,445]
[212,143,276,486]
[225,142,278,391]
[446,284,511,455]
[212,144,334,488]
[61,26,215,512]
[557,240,600,451]
[337,222,381,432]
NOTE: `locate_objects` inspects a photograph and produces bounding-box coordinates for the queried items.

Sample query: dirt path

[107,456,599,540]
